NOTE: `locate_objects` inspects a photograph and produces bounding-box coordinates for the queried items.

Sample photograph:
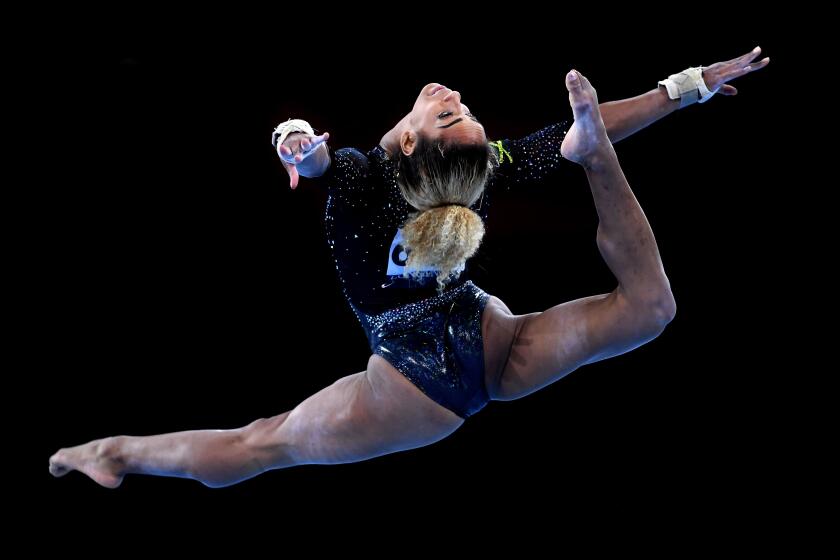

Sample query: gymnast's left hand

[701,46,770,97]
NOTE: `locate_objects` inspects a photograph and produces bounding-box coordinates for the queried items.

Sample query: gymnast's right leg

[48,355,465,488]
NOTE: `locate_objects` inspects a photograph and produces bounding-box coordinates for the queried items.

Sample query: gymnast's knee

[239,412,295,468]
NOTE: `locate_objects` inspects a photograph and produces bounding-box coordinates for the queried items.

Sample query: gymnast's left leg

[49,354,465,488]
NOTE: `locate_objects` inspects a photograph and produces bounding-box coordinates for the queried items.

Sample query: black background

[37,17,796,538]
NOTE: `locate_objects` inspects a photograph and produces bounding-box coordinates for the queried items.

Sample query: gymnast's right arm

[275,130,331,189]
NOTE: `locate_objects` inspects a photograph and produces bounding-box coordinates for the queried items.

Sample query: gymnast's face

[400,83,487,155]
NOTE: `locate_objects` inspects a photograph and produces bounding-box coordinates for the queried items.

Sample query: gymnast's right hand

[277,131,330,190]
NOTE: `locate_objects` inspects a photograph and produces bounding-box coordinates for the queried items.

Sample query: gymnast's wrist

[657,66,720,109]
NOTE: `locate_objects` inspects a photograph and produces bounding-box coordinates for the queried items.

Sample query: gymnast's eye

[437,111,453,119]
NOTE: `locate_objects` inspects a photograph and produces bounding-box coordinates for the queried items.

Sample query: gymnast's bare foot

[49,437,125,489]
[560,69,612,167]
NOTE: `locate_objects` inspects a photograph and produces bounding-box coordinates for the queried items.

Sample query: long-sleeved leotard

[319,120,572,339]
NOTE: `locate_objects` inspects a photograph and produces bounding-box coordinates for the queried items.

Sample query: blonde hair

[394,137,497,293]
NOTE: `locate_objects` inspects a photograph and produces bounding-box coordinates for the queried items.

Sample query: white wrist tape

[272,118,315,148]
[657,67,720,109]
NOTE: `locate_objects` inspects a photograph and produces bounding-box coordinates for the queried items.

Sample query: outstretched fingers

[287,162,300,189]
[277,145,301,188]
[307,132,330,150]
[729,46,770,75]
[278,143,296,163]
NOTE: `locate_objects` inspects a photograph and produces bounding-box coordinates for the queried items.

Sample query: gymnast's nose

[443,90,461,103]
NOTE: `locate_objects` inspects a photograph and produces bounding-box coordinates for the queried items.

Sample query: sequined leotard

[320,121,571,418]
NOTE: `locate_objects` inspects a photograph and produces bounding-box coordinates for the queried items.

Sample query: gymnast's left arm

[599,46,770,143]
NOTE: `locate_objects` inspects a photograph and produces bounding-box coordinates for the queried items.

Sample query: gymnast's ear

[400,129,417,156]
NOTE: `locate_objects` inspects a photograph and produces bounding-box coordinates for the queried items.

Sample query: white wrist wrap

[272,118,315,148]
[657,67,720,108]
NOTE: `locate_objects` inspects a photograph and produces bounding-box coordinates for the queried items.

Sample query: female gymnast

[49,48,769,488]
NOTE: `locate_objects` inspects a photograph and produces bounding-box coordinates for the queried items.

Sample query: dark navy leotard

[319,121,572,418]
